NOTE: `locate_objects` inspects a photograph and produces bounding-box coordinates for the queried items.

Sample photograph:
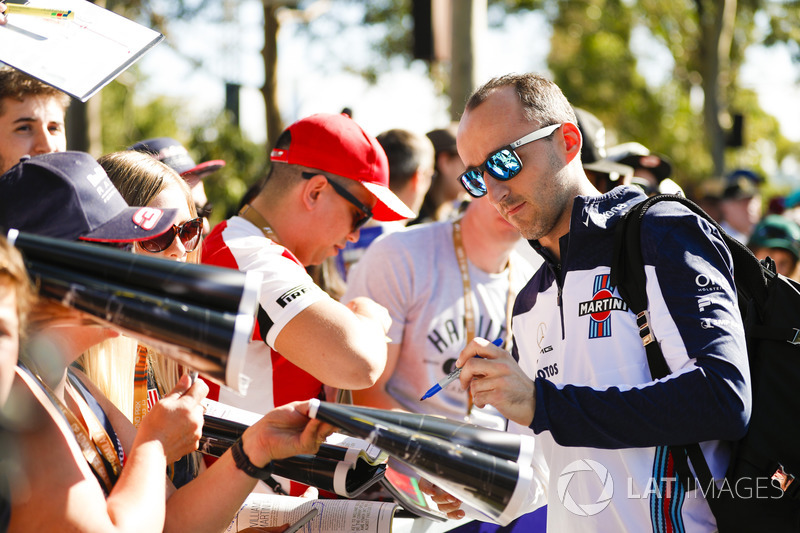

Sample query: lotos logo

[578,274,628,338]
[132,207,164,230]
[557,459,614,516]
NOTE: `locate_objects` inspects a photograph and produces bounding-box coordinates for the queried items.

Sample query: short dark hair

[0,66,70,116]
[466,73,577,127]
[376,129,433,193]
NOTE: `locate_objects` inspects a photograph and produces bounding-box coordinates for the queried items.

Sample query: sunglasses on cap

[301,172,373,232]
[459,123,562,198]
[138,217,203,253]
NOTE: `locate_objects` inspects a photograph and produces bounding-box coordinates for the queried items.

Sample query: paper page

[0,0,163,101]
[202,398,262,426]
[225,494,397,533]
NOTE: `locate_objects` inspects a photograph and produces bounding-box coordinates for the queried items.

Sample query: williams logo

[579,274,628,338]
[277,284,313,308]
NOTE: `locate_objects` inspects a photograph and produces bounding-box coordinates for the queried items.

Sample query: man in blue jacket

[428,73,751,532]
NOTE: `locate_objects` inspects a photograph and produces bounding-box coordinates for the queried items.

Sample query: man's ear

[561,122,582,165]
[300,173,327,211]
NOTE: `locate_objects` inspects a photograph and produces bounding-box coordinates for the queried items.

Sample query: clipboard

[0,0,164,101]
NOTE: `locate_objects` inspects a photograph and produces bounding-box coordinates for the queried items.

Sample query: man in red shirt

[202,113,414,416]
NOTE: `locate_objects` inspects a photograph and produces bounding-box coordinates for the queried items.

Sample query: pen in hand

[420,337,503,401]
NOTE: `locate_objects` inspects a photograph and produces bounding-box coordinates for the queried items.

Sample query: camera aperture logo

[557,459,614,516]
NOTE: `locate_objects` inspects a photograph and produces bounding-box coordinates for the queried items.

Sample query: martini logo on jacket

[579,274,628,339]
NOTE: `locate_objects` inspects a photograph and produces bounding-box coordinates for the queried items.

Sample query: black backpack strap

[612,194,732,498]
[611,196,670,378]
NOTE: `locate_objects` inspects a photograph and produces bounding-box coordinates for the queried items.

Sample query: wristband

[231,437,274,480]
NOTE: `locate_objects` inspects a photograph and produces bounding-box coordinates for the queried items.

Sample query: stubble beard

[515,153,571,242]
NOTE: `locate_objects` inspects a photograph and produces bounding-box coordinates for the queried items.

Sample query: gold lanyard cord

[452,218,514,346]
[133,344,149,428]
[239,204,279,243]
[452,218,515,414]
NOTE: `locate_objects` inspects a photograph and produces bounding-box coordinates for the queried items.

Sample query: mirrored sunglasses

[459,123,562,198]
[138,217,203,253]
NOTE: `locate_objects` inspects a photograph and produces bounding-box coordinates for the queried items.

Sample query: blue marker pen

[419,338,503,401]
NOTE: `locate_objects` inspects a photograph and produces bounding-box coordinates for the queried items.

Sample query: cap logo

[132,207,164,230]
[85,167,116,203]
[86,166,106,187]
[270,149,289,162]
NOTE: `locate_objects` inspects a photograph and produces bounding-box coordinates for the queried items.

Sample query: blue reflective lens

[486,150,522,179]
[461,169,487,197]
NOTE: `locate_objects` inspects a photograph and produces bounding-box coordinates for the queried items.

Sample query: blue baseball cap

[128,137,226,178]
[0,152,177,243]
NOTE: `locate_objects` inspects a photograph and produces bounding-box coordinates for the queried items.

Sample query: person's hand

[135,373,208,463]
[0,3,6,25]
[418,478,465,520]
[240,400,335,467]
[346,297,391,334]
[456,337,536,426]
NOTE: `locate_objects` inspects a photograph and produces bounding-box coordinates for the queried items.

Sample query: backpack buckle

[636,310,655,346]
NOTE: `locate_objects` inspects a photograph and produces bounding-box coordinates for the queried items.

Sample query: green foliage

[548,0,677,169]
[188,114,269,224]
[545,0,800,189]
[99,70,268,227]
[363,0,414,63]
[99,72,182,154]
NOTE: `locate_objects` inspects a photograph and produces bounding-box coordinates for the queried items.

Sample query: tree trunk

[261,2,283,147]
[696,0,737,176]
[449,0,486,121]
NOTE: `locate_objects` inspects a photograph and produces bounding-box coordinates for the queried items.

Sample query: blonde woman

[78,151,205,486]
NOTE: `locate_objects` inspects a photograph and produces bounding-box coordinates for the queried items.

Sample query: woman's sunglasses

[139,217,203,253]
[459,123,562,198]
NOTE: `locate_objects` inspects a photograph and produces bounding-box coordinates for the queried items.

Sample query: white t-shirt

[343,220,535,427]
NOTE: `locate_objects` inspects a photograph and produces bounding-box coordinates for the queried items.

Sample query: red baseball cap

[270,113,414,221]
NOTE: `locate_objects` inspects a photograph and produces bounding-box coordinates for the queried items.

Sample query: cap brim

[584,160,634,181]
[79,207,178,243]
[181,160,226,179]
[361,182,416,221]
[759,239,800,260]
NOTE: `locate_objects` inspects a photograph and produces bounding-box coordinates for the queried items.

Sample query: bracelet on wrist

[231,437,274,480]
